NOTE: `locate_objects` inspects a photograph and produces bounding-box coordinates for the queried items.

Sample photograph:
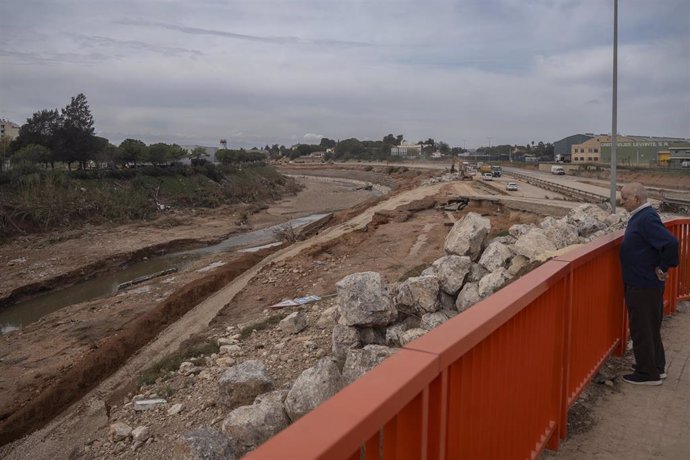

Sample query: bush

[0,163,298,238]
[139,339,219,386]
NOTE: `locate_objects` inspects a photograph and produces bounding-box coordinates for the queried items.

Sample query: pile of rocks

[105,203,628,459]
[422,172,464,185]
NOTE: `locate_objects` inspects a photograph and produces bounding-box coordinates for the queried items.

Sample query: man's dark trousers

[625,285,665,378]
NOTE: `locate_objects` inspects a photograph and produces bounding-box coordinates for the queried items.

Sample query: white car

[506,182,518,191]
[482,173,493,181]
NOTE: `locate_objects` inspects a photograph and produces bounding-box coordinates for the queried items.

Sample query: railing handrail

[246,217,690,459]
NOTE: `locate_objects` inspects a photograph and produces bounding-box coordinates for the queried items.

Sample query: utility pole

[610,0,618,211]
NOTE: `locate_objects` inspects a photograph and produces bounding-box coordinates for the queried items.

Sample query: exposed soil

[0,165,434,448]
[3,193,539,459]
[0,163,570,458]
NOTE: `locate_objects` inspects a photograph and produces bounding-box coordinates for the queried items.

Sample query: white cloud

[302,133,324,142]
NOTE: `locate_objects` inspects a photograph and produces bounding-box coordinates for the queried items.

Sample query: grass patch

[239,313,287,339]
[138,339,219,386]
[398,264,428,281]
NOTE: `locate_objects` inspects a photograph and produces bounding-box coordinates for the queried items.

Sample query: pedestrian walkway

[551,301,690,459]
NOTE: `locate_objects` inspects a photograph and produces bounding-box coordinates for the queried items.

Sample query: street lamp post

[610,0,618,211]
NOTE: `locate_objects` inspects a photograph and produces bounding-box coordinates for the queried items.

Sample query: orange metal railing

[246,217,690,460]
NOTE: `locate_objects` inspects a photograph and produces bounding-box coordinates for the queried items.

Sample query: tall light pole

[610,0,618,211]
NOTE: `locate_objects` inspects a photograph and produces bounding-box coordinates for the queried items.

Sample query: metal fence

[246,218,690,460]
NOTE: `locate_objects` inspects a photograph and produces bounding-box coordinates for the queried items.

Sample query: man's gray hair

[623,182,648,201]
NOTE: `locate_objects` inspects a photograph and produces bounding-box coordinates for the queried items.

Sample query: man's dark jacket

[620,206,679,289]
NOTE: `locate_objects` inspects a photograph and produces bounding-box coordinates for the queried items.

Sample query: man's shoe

[623,373,662,386]
[632,366,667,379]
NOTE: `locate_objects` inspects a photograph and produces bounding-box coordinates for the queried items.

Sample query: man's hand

[655,267,667,282]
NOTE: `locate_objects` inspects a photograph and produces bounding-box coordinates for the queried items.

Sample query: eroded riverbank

[0,167,401,445]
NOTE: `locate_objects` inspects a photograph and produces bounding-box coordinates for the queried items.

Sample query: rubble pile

[91,203,627,459]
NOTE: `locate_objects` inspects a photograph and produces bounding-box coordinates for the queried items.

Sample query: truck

[491,165,502,177]
[479,164,493,174]
[551,165,565,175]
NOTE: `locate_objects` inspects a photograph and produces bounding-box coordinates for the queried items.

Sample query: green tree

[438,141,450,155]
[14,144,51,166]
[288,143,320,159]
[12,109,63,167]
[168,144,187,163]
[58,93,96,170]
[334,138,366,159]
[420,138,435,154]
[382,134,403,155]
[92,137,118,168]
[147,143,171,166]
[190,146,209,160]
[319,137,337,149]
[119,139,148,166]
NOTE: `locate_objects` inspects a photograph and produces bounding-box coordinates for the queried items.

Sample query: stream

[0,213,329,333]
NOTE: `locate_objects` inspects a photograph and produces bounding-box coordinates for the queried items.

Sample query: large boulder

[385,322,408,347]
[439,290,456,311]
[420,311,450,330]
[456,282,480,312]
[567,204,609,237]
[399,328,427,346]
[174,427,236,460]
[513,228,557,260]
[508,223,534,239]
[443,212,491,259]
[467,263,489,282]
[507,254,530,277]
[109,422,132,442]
[395,275,441,313]
[221,401,290,456]
[478,268,510,298]
[604,210,627,229]
[331,324,361,364]
[285,358,343,421]
[358,327,386,346]
[342,345,396,385]
[490,235,516,246]
[254,389,289,406]
[431,255,472,295]
[540,216,579,249]
[478,241,513,272]
[336,272,397,327]
[279,311,307,334]
[316,306,339,329]
[218,360,274,408]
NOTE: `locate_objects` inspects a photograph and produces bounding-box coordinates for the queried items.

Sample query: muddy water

[0,214,329,332]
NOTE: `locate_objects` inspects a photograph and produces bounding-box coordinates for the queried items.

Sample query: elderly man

[619,182,679,385]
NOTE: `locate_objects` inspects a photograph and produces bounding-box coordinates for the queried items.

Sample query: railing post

[546,266,572,451]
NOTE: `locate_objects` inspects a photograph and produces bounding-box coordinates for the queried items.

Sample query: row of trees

[279,134,465,162]
[475,141,555,160]
[4,94,271,171]
[5,94,555,171]
[7,94,99,171]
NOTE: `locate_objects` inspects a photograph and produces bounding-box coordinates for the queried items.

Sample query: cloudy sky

[1,0,688,149]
